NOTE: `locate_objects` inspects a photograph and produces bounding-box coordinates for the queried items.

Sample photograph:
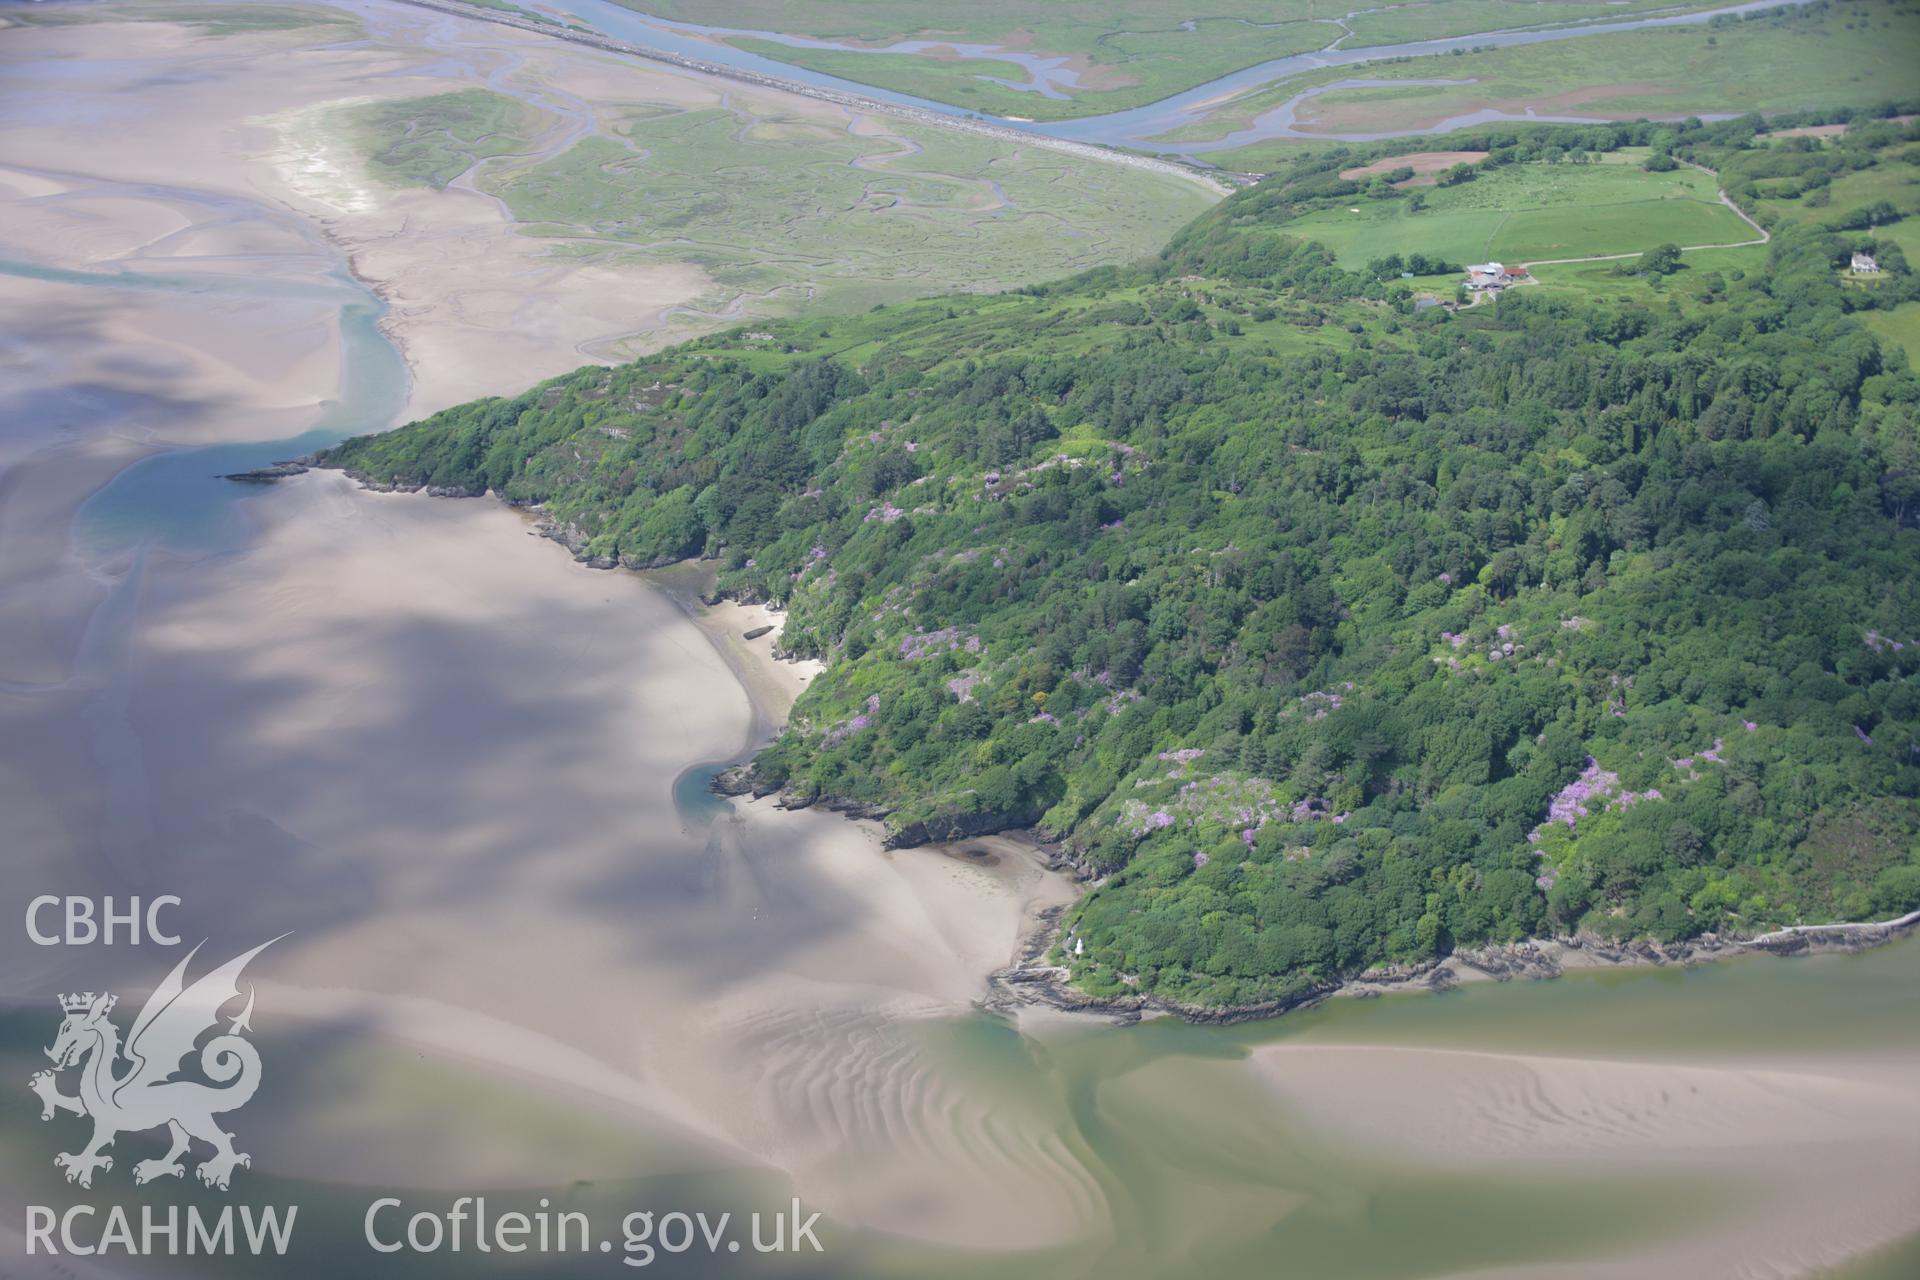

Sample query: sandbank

[1251,1040,1920,1278]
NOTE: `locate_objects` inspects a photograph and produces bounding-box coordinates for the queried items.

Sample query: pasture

[1276,157,1751,269]
[1862,301,1920,363]
[1752,153,1920,228]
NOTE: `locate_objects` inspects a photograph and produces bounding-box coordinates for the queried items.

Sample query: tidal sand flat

[4,0,1212,429]
[1,3,713,424]
[5,467,1093,1242]
[7,3,1920,1278]
[0,3,1105,1252]
[1253,1042,1920,1278]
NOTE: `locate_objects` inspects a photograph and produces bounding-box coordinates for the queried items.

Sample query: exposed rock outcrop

[221,460,310,483]
[711,763,780,799]
[881,806,1045,850]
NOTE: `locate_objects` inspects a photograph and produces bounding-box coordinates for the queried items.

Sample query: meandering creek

[530,0,1816,150]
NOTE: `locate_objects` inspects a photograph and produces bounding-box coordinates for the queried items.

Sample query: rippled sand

[6,466,1088,1238]
[7,6,1920,1277]
[2,4,1088,1247]
[1249,1038,1920,1278]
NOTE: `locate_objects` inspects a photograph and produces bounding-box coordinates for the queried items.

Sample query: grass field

[1520,241,1768,299]
[1880,214,1920,258]
[481,100,1214,324]
[618,0,1732,120]
[1198,0,1920,169]
[1862,301,1920,362]
[1752,150,1920,227]
[341,91,548,190]
[1274,156,1751,268]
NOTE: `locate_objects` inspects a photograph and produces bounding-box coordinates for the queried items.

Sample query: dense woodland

[325,114,1920,1007]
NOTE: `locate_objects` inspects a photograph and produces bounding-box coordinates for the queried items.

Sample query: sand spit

[1,5,714,424]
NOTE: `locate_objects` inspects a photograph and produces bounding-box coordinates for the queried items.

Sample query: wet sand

[1,3,1086,1247]
[2,4,715,424]
[5,467,1090,1243]
[1251,1039,1920,1278]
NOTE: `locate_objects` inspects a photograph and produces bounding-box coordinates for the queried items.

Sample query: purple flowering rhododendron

[1532,756,1664,841]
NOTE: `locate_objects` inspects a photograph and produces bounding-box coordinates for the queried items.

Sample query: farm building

[1851,252,1880,274]
[1466,262,1511,290]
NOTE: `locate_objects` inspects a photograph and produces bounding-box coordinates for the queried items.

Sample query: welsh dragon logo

[29,939,280,1191]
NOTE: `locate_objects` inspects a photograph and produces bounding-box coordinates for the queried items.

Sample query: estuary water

[5,924,1915,1276]
[4,251,1915,1279]
[3,6,1917,1277]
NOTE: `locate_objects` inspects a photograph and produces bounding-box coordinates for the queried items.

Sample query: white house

[1851,252,1881,274]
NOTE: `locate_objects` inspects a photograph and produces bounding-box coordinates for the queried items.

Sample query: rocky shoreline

[709,761,1042,850]
[221,460,312,483]
[985,908,1920,1026]
[287,466,699,566]
[292,467,1920,1030]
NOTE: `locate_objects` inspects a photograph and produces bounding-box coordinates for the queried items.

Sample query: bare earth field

[1338,149,1491,180]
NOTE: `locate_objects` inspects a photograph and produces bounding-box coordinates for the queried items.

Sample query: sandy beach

[4,462,1091,1242]
[1,2,1086,1248]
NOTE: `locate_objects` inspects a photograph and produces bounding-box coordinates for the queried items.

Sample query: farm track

[1519,161,1770,268]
